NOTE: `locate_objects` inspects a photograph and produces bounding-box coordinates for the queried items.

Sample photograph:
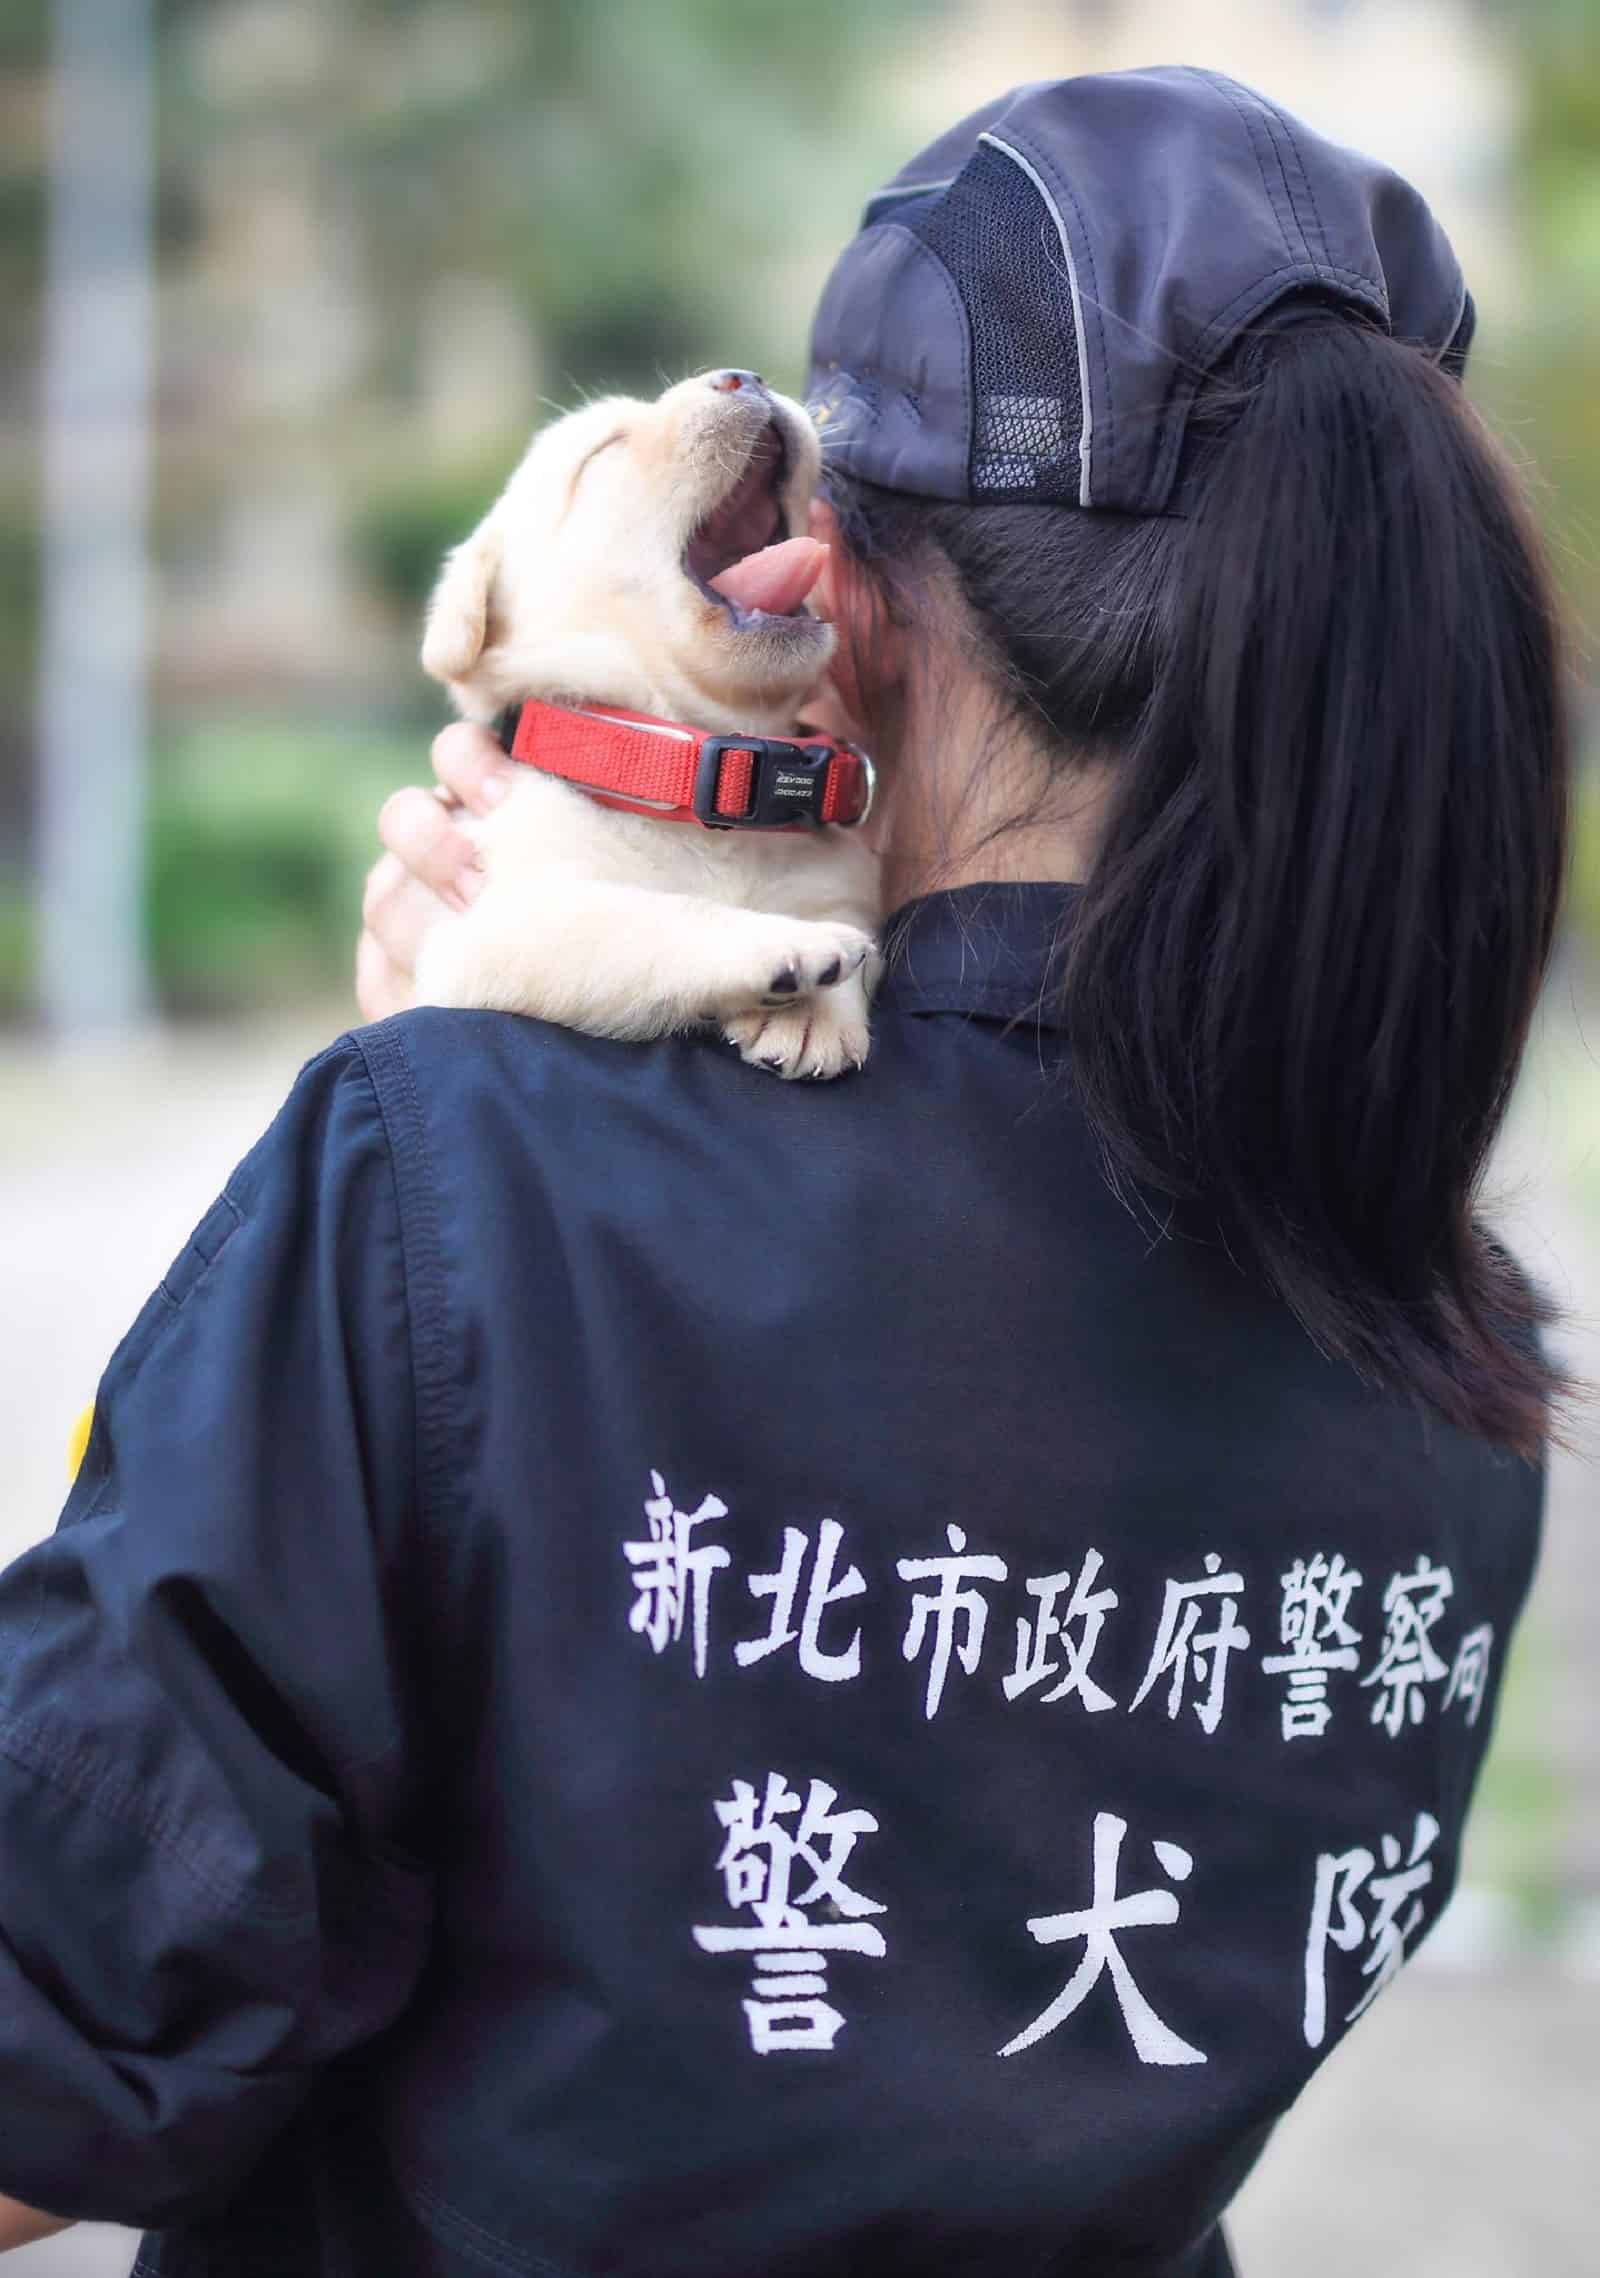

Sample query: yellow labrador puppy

[416,369,881,1079]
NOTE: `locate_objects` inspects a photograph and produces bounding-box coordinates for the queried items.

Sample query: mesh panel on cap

[911,142,1085,501]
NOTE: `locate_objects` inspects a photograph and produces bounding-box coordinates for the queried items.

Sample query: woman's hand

[355,724,518,1023]
[0,2196,71,2252]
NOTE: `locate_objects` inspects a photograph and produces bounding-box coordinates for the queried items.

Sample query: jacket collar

[875,882,1082,1025]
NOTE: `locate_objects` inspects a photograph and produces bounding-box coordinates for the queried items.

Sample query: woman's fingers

[368,723,515,915]
[356,722,516,1022]
[361,846,457,968]
[357,849,467,1021]
[0,2197,71,2249]
[375,787,484,911]
[356,860,451,1020]
[431,720,519,814]
[355,921,415,1026]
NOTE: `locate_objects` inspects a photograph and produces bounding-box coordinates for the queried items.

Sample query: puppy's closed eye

[563,431,627,518]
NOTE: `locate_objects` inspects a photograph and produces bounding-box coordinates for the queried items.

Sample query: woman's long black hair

[830,314,1575,1460]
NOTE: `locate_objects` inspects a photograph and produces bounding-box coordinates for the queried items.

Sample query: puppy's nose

[708,368,766,395]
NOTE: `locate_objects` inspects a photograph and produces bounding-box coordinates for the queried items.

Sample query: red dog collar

[499,698,874,831]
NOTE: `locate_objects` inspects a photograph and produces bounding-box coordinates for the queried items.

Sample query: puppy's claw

[725,989,870,1083]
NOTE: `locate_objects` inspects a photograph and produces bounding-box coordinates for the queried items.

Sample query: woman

[0,67,1573,2275]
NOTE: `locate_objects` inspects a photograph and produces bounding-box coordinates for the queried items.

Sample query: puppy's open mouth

[682,423,818,632]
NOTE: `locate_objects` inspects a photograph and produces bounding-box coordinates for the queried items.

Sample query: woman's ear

[807,500,876,640]
[806,498,844,622]
[805,497,906,743]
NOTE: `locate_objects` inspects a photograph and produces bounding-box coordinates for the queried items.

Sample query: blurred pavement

[1,979,1597,2276]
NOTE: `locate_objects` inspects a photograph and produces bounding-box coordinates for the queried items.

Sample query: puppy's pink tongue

[709,536,828,616]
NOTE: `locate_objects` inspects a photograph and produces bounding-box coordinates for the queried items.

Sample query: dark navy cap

[805,65,1475,514]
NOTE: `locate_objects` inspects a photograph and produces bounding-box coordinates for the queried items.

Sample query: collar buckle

[692,734,875,831]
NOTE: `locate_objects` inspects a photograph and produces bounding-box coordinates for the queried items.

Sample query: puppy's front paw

[739,921,875,1012]
[725,969,872,1081]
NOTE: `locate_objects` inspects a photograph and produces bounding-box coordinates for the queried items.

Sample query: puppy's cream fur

[415,373,881,1078]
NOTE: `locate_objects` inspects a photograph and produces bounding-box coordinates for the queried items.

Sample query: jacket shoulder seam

[352,1021,465,1561]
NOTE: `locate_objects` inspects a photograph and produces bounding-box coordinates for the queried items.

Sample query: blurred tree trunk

[35,0,154,1032]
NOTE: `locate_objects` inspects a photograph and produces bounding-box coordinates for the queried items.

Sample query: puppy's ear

[421,519,502,682]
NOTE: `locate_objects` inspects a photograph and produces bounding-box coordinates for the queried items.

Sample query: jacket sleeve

[0,1036,435,2227]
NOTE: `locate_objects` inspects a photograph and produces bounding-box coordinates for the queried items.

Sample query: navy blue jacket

[0,885,1541,2276]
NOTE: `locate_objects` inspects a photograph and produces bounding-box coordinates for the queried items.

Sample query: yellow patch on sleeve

[67,1399,95,1482]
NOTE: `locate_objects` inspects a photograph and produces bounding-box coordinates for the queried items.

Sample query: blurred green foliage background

[0,0,1596,1016]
